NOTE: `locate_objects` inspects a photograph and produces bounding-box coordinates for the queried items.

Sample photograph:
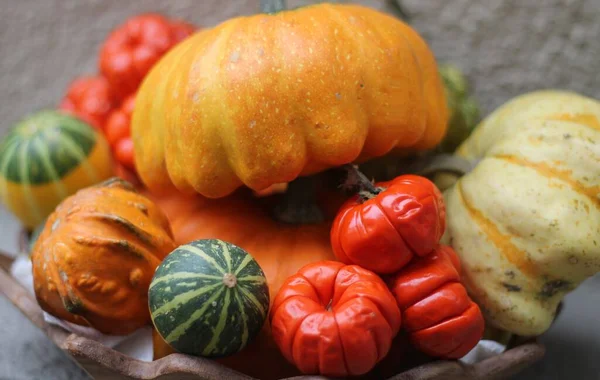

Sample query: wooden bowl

[0,230,545,380]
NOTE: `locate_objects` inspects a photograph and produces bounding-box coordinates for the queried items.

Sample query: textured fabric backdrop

[1,1,599,379]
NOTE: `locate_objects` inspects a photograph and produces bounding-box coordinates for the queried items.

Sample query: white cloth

[10,254,505,365]
[460,339,507,364]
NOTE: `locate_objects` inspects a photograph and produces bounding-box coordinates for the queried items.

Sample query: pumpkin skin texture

[31,178,176,335]
[0,110,114,229]
[443,90,600,336]
[270,260,401,377]
[331,175,446,274]
[132,4,448,198]
[149,239,269,357]
[389,245,484,358]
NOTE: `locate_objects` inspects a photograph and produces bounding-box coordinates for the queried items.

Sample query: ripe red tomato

[331,174,446,274]
[114,137,135,170]
[59,76,117,130]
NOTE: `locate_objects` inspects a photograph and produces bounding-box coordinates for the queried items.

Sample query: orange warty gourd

[133,3,448,198]
[31,178,176,335]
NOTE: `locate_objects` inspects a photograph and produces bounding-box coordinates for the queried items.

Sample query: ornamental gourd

[149,239,270,357]
[0,110,113,229]
[31,178,176,335]
[442,90,600,336]
[132,2,448,198]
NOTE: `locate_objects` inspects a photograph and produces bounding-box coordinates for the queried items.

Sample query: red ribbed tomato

[331,174,445,274]
[270,261,401,377]
[99,14,196,101]
[389,245,484,358]
[58,76,117,130]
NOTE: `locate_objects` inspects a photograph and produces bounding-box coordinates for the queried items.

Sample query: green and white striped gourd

[149,239,270,357]
[0,110,113,228]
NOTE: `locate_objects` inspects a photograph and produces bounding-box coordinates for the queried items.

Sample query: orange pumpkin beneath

[145,186,337,379]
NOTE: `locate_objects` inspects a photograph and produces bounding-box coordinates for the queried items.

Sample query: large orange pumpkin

[31,178,176,335]
[133,3,448,198]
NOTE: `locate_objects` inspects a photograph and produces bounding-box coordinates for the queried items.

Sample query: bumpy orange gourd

[31,178,176,335]
[133,3,448,198]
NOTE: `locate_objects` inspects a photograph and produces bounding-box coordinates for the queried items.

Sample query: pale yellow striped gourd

[443,90,600,336]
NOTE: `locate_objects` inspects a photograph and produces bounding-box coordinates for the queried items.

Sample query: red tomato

[58,76,117,130]
[99,14,197,101]
[105,94,135,146]
[114,138,135,170]
[331,174,446,274]
[270,261,401,377]
[389,245,484,359]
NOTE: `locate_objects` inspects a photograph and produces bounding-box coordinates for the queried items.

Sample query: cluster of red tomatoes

[58,14,198,180]
[270,172,486,377]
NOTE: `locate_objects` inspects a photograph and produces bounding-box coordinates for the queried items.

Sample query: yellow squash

[132,3,447,198]
[442,90,600,336]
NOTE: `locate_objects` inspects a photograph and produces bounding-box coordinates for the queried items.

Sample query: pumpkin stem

[223,273,237,288]
[271,176,324,225]
[341,164,383,202]
[261,0,286,13]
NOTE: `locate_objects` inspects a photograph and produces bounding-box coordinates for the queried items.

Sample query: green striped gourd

[0,110,113,229]
[149,239,270,357]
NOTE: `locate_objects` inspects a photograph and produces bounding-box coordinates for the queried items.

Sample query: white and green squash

[0,110,113,229]
[149,239,270,357]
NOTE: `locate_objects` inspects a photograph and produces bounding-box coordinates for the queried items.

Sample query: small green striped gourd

[0,110,113,229]
[149,239,270,357]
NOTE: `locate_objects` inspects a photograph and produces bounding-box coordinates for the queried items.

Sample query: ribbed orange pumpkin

[31,178,176,335]
[132,3,448,198]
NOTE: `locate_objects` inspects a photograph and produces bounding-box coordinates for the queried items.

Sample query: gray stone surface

[1,0,599,379]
